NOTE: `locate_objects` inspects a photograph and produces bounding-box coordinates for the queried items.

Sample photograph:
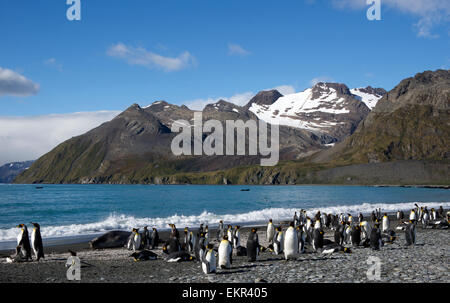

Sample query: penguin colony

[10,204,449,277]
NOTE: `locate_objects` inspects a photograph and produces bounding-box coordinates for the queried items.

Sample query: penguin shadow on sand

[215,268,251,275]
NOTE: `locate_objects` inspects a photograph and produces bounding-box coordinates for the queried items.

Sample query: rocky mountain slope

[313,69,450,164]
[246,83,384,141]
[14,70,447,185]
[0,161,34,183]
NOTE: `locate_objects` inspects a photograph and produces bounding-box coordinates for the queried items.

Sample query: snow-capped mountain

[246,82,380,141]
[350,86,386,109]
[0,160,34,183]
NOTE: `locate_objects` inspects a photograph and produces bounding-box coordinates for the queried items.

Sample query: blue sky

[0,0,449,164]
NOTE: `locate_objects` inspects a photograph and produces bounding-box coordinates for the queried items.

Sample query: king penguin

[218,235,232,269]
[142,226,151,249]
[30,222,44,261]
[202,243,217,274]
[382,213,390,232]
[246,228,259,262]
[283,222,298,260]
[127,228,142,251]
[422,209,429,229]
[311,226,324,252]
[273,227,284,255]
[297,226,306,253]
[351,224,361,246]
[233,226,241,248]
[217,220,224,241]
[226,225,233,247]
[266,219,275,245]
[370,223,383,250]
[151,227,159,249]
[16,224,31,261]
[405,220,417,246]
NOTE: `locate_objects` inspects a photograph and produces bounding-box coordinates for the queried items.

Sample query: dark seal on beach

[89,231,131,249]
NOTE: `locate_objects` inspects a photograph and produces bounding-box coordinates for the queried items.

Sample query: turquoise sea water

[0,184,449,243]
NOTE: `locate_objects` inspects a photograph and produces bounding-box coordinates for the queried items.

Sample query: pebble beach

[0,214,448,283]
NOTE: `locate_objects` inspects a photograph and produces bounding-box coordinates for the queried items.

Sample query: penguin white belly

[17,230,23,245]
[31,229,37,256]
[283,227,298,260]
[133,234,141,250]
[274,233,283,254]
[227,230,232,242]
[218,241,231,268]
[382,217,389,231]
[267,224,274,242]
[234,231,240,247]
[203,250,216,273]
[409,212,415,220]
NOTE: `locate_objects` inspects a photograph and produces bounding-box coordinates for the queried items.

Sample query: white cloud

[183,85,296,110]
[0,111,119,166]
[332,0,450,38]
[43,58,63,71]
[310,76,335,86]
[228,43,251,56]
[107,43,196,72]
[0,67,40,98]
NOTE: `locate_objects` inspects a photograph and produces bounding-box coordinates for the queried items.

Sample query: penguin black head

[153,227,157,231]
[68,249,77,256]
[269,219,272,223]
[223,235,228,241]
[251,228,257,233]
[184,227,188,232]
[289,221,294,227]
[30,222,40,229]
[17,224,25,228]
[132,228,139,233]
[207,243,214,250]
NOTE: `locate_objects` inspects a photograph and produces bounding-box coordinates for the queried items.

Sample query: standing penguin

[405,220,417,246]
[266,219,275,245]
[422,209,429,229]
[127,228,142,251]
[351,224,361,247]
[188,231,197,253]
[183,227,190,248]
[334,221,345,245]
[311,227,324,252]
[16,224,32,261]
[284,222,299,260]
[360,221,372,241]
[273,227,284,255]
[169,224,180,240]
[151,228,160,249]
[297,226,306,253]
[358,213,364,223]
[202,243,216,274]
[30,222,44,261]
[226,225,233,247]
[246,228,259,262]
[204,225,210,246]
[370,224,383,250]
[430,208,437,221]
[293,212,299,227]
[217,220,224,241]
[218,235,232,269]
[198,232,206,258]
[233,226,241,248]
[382,213,390,232]
[142,226,152,249]
[397,210,404,221]
[409,209,416,221]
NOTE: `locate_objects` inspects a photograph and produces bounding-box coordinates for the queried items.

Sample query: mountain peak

[244,90,283,109]
[311,82,351,99]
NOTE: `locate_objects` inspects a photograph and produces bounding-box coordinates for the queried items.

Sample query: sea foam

[0,201,448,241]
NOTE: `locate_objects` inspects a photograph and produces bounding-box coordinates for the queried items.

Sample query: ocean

[1,184,449,248]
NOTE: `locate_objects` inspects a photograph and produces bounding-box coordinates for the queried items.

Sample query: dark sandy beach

[0,213,448,283]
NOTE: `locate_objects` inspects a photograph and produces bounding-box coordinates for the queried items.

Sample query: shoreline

[1,206,448,252]
[0,212,448,283]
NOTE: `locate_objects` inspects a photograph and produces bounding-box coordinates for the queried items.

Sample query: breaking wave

[1,201,449,241]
